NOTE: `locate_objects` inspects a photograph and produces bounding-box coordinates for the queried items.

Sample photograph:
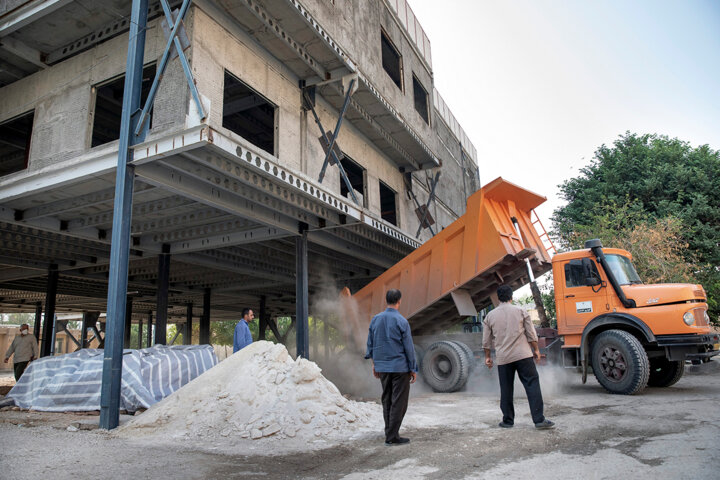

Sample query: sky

[409,0,720,226]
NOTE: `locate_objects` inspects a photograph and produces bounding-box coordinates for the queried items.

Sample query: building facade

[0,0,479,347]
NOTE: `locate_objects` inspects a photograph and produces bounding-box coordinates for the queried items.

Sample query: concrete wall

[300,0,437,154]
[0,15,188,172]
[191,7,413,231]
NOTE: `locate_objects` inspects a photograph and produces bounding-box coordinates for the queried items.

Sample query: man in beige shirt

[4,323,39,381]
[483,285,554,429]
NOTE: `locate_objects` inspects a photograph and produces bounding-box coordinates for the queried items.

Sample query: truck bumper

[655,333,720,363]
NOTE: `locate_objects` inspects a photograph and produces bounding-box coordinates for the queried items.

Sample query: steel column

[146,312,153,348]
[137,316,144,349]
[295,229,309,359]
[99,0,149,430]
[81,312,91,348]
[184,303,193,345]
[200,288,211,344]
[40,264,58,357]
[124,297,133,348]
[154,245,171,345]
[258,295,267,341]
[33,302,42,341]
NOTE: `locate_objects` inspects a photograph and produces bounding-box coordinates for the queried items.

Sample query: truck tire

[450,341,476,373]
[421,341,470,392]
[590,329,649,395]
[647,357,684,387]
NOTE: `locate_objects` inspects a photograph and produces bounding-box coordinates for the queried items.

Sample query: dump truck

[343,177,719,394]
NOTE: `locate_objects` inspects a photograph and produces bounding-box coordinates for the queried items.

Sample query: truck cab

[552,239,718,394]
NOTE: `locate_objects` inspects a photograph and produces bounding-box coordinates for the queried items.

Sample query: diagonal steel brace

[403,173,436,237]
[134,0,205,137]
[416,171,440,238]
[303,87,359,205]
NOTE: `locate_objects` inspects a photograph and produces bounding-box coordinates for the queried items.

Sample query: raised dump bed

[341,177,553,390]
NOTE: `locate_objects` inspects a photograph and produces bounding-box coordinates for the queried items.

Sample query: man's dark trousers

[13,361,29,381]
[380,372,411,442]
[497,357,545,425]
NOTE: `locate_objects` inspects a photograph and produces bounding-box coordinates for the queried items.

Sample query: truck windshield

[606,254,642,285]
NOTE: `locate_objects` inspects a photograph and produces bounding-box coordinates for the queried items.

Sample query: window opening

[91,64,156,147]
[564,260,600,288]
[381,30,403,90]
[379,181,397,226]
[413,75,429,124]
[339,155,366,207]
[0,110,34,177]
[223,70,277,156]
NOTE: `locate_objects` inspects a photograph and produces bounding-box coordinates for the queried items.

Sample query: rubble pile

[119,341,380,449]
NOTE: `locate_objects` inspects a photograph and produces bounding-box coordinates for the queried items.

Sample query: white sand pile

[117,341,381,453]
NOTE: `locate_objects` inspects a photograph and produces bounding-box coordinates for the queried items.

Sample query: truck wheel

[591,330,649,395]
[647,357,684,387]
[421,341,470,392]
[450,341,476,373]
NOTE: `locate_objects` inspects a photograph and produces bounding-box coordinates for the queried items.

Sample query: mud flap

[581,358,588,384]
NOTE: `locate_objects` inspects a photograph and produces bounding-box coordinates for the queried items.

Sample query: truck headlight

[683,312,695,326]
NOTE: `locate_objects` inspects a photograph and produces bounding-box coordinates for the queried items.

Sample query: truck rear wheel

[450,341,476,373]
[591,330,649,395]
[421,341,470,392]
[647,357,684,387]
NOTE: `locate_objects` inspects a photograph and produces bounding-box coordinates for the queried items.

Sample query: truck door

[559,258,609,332]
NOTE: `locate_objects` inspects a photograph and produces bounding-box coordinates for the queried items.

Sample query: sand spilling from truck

[117,341,381,453]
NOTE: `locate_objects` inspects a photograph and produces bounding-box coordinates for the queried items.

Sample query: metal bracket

[415,171,440,238]
[302,80,359,205]
[134,0,205,139]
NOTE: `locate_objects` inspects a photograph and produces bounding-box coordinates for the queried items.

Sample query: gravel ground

[1,359,718,480]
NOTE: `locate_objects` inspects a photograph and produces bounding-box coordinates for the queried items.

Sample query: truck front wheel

[591,330,649,395]
[647,357,684,387]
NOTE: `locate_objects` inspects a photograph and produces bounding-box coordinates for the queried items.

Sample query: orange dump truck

[343,177,718,394]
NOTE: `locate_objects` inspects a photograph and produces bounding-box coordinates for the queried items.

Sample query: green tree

[552,132,720,322]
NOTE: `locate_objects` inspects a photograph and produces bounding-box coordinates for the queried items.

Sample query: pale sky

[410,0,720,226]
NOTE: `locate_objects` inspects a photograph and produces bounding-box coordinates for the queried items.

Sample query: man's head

[241,308,255,323]
[386,289,402,307]
[497,285,513,303]
[19,324,29,335]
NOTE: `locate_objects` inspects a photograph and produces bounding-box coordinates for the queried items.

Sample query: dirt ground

[1,360,719,480]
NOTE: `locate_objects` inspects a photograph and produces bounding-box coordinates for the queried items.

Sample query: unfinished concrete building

[0,0,479,354]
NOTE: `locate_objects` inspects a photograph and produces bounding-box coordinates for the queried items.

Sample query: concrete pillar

[184,303,193,345]
[124,297,133,348]
[296,229,309,359]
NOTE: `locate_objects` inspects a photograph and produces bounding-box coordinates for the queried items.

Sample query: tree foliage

[552,133,720,322]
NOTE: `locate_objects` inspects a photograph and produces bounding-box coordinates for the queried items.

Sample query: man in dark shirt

[365,289,417,445]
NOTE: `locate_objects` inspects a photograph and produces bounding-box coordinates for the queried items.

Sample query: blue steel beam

[295,228,309,359]
[99,0,149,431]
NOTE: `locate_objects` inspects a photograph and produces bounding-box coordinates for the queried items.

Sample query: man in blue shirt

[233,308,254,353]
[365,289,417,445]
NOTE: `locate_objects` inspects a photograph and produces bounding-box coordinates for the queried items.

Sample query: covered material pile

[119,341,380,449]
[8,345,217,412]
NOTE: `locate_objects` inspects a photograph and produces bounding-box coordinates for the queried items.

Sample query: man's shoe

[385,437,410,445]
[498,421,513,429]
[535,419,555,430]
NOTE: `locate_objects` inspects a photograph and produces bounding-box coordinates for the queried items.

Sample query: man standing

[233,308,254,353]
[483,285,554,430]
[4,323,39,381]
[365,289,417,445]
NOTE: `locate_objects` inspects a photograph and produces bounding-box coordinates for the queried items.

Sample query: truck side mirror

[582,258,600,286]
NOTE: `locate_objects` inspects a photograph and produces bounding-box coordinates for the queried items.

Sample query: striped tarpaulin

[8,345,217,412]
